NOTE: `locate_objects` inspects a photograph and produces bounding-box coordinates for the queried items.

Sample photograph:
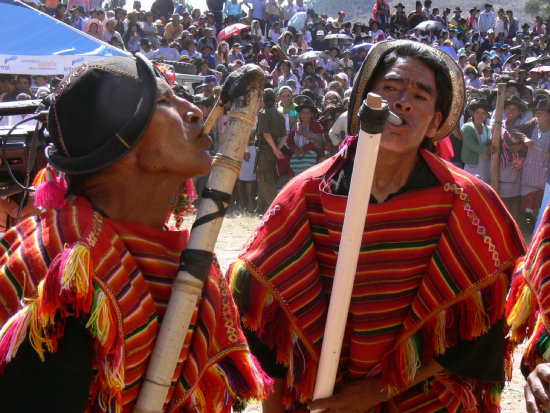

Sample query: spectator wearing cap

[479,3,495,35]
[229,43,244,63]
[436,7,450,27]
[339,49,353,70]
[449,7,463,29]
[407,1,427,29]
[390,3,407,32]
[198,27,218,52]
[480,28,496,54]
[200,44,216,68]
[278,60,300,94]
[164,14,183,41]
[195,74,218,100]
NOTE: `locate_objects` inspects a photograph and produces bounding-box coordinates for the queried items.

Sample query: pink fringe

[34,167,67,210]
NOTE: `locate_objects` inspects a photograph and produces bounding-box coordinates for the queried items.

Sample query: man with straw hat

[0,55,271,411]
[229,40,524,412]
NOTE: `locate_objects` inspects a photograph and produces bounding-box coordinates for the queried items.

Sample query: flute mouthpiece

[388,111,403,126]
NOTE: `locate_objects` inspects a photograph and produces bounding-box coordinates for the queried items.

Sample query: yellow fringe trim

[506,284,534,342]
[61,243,91,296]
[403,338,420,385]
[433,310,446,355]
[86,290,108,345]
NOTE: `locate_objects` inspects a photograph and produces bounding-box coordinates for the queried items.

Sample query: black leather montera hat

[46,54,157,174]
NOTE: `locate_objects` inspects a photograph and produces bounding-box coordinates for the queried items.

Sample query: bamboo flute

[310,93,384,411]
[134,65,265,413]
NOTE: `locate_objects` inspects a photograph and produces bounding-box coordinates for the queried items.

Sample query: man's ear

[426,111,443,139]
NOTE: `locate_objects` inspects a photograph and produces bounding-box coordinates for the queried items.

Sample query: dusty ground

[184,212,528,412]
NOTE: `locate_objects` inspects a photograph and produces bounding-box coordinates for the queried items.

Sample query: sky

[139,0,208,13]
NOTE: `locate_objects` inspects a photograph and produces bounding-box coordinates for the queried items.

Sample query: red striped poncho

[229,147,525,412]
[507,203,550,378]
[0,197,271,412]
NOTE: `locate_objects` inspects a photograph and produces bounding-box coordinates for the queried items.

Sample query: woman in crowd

[460,98,496,183]
[499,95,530,219]
[287,95,324,176]
[214,41,231,66]
[85,18,103,40]
[140,12,159,48]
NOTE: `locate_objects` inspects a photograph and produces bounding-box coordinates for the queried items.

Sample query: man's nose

[393,91,413,112]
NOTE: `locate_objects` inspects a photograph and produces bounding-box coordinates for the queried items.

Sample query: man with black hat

[407,0,427,29]
[479,3,495,35]
[390,2,407,32]
[450,7,462,29]
[0,55,272,411]
[230,39,524,413]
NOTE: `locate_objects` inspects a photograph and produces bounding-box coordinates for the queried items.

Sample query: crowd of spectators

[3,0,550,226]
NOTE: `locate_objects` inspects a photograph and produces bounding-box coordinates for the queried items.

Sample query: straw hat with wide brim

[347,40,465,141]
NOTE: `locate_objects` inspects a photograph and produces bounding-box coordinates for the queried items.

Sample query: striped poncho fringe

[230,148,525,412]
[0,199,272,412]
[506,202,550,375]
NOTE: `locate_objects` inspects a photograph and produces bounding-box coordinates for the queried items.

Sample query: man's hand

[307,377,390,413]
[274,148,284,159]
[525,363,550,413]
[487,145,497,154]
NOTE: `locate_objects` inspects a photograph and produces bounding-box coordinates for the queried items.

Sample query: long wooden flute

[134,65,265,413]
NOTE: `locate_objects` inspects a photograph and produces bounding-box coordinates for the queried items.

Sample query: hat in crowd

[334,72,349,83]
[485,3,492,7]
[338,10,345,15]
[487,28,494,34]
[294,94,317,113]
[454,7,462,12]
[140,38,151,46]
[504,95,528,112]
[316,30,325,36]
[528,96,550,111]
[348,40,464,141]
[170,14,180,21]
[468,98,492,112]
[154,19,163,26]
[46,54,157,174]
[395,2,405,8]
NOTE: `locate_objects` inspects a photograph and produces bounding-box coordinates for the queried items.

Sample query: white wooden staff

[134,65,265,413]
[490,83,507,192]
[311,93,391,411]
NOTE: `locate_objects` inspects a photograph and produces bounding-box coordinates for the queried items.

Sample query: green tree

[525,0,541,16]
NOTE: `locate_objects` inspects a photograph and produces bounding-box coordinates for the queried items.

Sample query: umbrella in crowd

[530,66,550,74]
[352,42,374,53]
[288,11,307,30]
[217,23,249,42]
[413,20,444,35]
[293,50,328,65]
[325,33,352,41]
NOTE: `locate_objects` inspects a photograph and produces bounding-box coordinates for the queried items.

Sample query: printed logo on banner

[72,57,85,66]
[0,56,17,71]
[64,57,86,74]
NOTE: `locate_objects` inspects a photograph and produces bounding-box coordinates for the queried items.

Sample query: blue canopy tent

[0,0,128,75]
